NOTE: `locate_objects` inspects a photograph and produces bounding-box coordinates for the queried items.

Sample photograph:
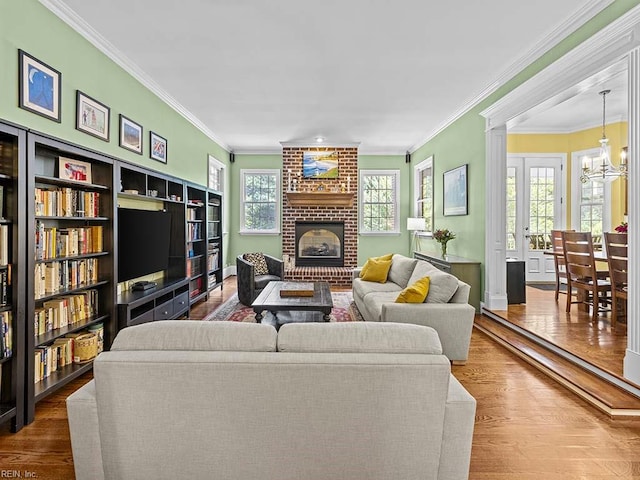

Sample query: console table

[413,251,481,312]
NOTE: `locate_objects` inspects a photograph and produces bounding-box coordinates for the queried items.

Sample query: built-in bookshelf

[0,122,25,432]
[207,190,223,293]
[26,132,115,424]
[186,184,207,305]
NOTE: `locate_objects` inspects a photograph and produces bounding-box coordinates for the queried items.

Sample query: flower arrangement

[433,228,456,256]
[615,222,628,233]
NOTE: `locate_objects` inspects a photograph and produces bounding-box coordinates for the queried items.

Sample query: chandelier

[580,89,628,183]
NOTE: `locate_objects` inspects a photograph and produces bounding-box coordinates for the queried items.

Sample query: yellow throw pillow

[360,258,393,283]
[360,253,393,279]
[395,276,431,303]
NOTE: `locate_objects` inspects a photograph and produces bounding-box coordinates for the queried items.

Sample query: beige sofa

[67,321,476,480]
[353,254,476,363]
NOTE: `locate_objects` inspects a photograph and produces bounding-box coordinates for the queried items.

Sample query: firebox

[295,221,344,267]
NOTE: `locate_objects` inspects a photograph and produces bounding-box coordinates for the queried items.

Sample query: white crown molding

[409,0,614,153]
[280,141,361,148]
[39,0,231,152]
[232,148,282,155]
[509,115,627,134]
[482,5,640,126]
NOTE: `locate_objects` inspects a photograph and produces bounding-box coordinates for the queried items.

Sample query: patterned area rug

[204,291,364,323]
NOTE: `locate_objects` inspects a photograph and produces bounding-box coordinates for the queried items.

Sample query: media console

[117,278,190,328]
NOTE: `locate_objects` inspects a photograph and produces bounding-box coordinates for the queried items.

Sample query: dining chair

[604,232,628,328]
[562,231,611,323]
[551,229,574,301]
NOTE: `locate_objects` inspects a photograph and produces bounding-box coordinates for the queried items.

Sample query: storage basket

[73,332,98,364]
[88,323,104,353]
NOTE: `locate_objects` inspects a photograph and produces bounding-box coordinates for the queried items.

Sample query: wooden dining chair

[562,231,611,323]
[604,232,628,328]
[551,229,574,301]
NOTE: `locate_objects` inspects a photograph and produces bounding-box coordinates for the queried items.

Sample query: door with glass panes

[507,155,566,282]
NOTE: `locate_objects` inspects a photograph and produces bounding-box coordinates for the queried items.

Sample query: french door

[507,155,566,282]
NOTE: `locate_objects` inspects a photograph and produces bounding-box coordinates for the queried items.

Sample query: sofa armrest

[66,380,105,480]
[381,303,475,362]
[438,376,476,480]
[352,267,362,280]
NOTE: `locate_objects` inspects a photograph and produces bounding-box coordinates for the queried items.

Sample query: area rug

[204,291,364,323]
[528,284,557,291]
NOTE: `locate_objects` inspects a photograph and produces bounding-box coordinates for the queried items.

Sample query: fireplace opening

[295,221,344,267]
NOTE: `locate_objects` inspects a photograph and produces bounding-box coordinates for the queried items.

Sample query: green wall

[0,0,229,181]
[411,0,640,296]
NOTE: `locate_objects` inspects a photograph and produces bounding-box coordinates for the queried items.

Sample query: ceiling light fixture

[580,89,627,183]
[315,136,324,143]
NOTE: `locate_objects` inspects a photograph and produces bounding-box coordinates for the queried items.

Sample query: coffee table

[251,281,333,326]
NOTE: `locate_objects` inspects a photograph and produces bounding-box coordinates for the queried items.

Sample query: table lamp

[407,217,426,252]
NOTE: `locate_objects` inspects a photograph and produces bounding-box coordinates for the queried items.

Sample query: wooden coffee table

[251,281,333,325]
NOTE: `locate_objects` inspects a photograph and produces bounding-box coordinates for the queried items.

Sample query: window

[359,170,400,234]
[240,169,280,234]
[208,154,224,192]
[413,156,434,234]
[506,166,517,250]
[571,148,610,239]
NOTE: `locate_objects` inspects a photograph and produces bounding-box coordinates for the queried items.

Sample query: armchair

[236,253,284,305]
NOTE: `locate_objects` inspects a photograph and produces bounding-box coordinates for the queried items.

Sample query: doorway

[507,155,566,283]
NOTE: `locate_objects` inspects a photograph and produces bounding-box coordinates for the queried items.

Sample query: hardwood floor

[2,278,640,479]
[490,285,628,379]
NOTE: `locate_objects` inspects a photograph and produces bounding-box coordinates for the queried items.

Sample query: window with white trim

[413,156,433,234]
[240,169,281,234]
[359,170,400,234]
[208,154,224,192]
[571,148,610,238]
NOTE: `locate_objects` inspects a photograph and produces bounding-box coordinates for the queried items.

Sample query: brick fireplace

[282,146,358,286]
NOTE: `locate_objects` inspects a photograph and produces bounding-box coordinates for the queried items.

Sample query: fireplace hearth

[295,221,344,267]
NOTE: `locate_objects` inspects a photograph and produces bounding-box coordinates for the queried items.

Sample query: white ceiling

[50,0,603,154]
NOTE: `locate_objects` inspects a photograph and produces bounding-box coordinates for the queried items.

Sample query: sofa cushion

[360,258,392,283]
[360,253,393,279]
[255,274,281,289]
[277,322,442,354]
[111,321,277,352]
[387,254,418,288]
[425,271,459,304]
[353,277,403,299]
[396,276,430,303]
[243,252,269,275]
[407,260,440,285]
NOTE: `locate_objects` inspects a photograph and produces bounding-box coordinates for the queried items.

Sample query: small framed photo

[58,156,92,184]
[443,164,468,216]
[150,131,167,163]
[76,91,110,141]
[119,114,143,154]
[18,50,61,122]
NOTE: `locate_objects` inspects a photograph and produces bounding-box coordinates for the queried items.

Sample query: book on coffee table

[279,282,315,297]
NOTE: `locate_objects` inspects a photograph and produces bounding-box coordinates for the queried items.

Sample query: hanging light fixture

[580,89,627,183]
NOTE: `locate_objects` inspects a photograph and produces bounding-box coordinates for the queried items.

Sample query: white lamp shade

[407,217,426,231]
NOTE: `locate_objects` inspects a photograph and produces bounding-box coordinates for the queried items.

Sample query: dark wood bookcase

[25,132,116,424]
[207,190,223,293]
[0,121,26,432]
[186,183,208,305]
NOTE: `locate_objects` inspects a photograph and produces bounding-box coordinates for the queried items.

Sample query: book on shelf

[0,311,11,358]
[279,282,315,297]
[0,224,8,265]
[0,268,10,307]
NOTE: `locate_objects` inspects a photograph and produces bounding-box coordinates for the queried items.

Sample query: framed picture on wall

[443,164,468,216]
[150,131,167,163]
[76,91,110,141]
[18,49,62,122]
[119,114,143,154]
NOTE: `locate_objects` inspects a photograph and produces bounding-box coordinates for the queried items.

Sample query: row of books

[207,221,219,238]
[34,258,99,298]
[35,222,103,260]
[190,277,203,298]
[0,312,12,358]
[0,224,9,265]
[186,257,202,278]
[188,222,202,241]
[33,330,96,384]
[35,187,101,218]
[34,290,99,338]
[186,208,201,221]
[207,249,219,272]
[0,268,10,307]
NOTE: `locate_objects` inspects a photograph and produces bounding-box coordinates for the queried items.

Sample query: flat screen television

[118,208,172,282]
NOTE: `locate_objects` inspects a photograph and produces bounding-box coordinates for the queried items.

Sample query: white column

[624,46,640,384]
[483,125,508,311]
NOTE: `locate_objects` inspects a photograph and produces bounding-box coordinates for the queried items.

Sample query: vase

[440,242,447,257]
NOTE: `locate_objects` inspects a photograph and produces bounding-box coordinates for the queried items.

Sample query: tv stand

[118,278,190,328]
[131,280,157,291]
